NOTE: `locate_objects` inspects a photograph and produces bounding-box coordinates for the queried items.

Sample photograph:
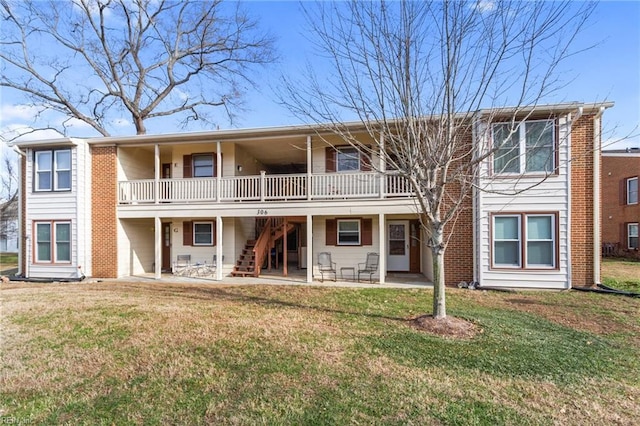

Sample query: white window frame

[627,177,638,205]
[34,220,72,263]
[492,215,522,268]
[492,120,555,175]
[193,221,214,246]
[525,214,556,268]
[337,219,361,246]
[628,223,639,250]
[336,147,361,173]
[492,213,557,270]
[192,154,214,178]
[34,149,72,192]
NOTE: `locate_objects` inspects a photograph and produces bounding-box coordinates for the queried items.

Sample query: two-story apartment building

[11,102,611,288]
[602,148,640,255]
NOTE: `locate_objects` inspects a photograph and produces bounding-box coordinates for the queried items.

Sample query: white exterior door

[387,220,410,271]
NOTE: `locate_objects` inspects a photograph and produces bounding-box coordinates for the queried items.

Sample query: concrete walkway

[100,271,433,289]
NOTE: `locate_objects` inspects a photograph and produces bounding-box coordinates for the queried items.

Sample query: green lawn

[0,252,18,276]
[602,258,640,292]
[1,282,638,425]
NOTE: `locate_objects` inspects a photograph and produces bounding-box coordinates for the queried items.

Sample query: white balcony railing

[118,172,413,204]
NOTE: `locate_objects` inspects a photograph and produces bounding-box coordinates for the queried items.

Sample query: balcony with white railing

[118,171,414,204]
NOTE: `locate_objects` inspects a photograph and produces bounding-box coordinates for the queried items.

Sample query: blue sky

[0,0,639,151]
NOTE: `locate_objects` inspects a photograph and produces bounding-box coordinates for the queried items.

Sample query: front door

[162,222,171,272]
[387,220,410,271]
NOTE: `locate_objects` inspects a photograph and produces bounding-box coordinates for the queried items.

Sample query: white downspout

[593,107,605,286]
[11,145,27,278]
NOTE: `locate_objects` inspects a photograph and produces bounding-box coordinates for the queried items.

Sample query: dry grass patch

[1,281,638,424]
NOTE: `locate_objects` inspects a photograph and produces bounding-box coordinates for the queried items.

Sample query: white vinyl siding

[478,116,569,289]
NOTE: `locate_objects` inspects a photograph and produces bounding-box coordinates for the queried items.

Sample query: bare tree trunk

[430,224,446,319]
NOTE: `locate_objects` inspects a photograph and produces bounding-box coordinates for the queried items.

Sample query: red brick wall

[570,115,596,287]
[601,155,640,247]
[91,146,118,278]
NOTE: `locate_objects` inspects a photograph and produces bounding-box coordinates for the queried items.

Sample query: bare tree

[280,0,596,318]
[0,0,276,137]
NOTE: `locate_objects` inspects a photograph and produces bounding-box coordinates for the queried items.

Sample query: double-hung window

[192,154,214,178]
[35,221,71,263]
[34,149,71,191]
[336,147,361,172]
[627,177,638,205]
[628,223,639,249]
[493,120,555,174]
[337,219,360,245]
[193,222,214,245]
[492,213,557,269]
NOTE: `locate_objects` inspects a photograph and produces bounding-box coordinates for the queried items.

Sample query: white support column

[379,132,385,199]
[154,216,162,279]
[154,144,160,204]
[216,141,222,202]
[378,213,386,283]
[306,136,312,200]
[306,214,313,283]
[216,216,223,281]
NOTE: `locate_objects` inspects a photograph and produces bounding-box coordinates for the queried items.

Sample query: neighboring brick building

[10,102,611,289]
[602,149,640,255]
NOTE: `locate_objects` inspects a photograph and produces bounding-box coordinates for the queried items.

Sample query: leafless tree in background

[1,0,276,137]
[280,0,597,318]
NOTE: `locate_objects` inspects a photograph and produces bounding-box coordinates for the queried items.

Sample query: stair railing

[252,218,273,277]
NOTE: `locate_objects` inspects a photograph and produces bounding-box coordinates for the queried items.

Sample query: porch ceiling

[234,137,308,167]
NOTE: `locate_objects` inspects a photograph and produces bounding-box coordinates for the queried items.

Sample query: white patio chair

[172,254,192,276]
[317,252,337,282]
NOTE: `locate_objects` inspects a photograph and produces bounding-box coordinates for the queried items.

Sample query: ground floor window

[34,221,71,263]
[628,223,639,249]
[193,222,214,245]
[492,213,557,269]
[337,219,361,245]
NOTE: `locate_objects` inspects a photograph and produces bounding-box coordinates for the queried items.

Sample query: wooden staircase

[231,218,296,278]
[230,240,257,277]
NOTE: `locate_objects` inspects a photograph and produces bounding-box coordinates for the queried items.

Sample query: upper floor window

[492,213,557,269]
[326,146,371,173]
[627,177,638,205]
[337,147,361,172]
[35,221,71,263]
[493,120,555,174]
[193,154,214,177]
[34,149,71,191]
[629,223,639,249]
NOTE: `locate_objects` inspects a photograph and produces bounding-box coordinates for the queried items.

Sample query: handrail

[252,217,272,277]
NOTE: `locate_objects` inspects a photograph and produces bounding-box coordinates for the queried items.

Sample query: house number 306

[257,209,268,215]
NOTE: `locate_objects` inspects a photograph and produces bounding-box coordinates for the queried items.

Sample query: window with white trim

[336,147,361,172]
[627,177,638,205]
[493,120,555,174]
[337,219,360,245]
[35,221,71,263]
[492,213,557,269]
[34,149,72,191]
[193,222,214,245]
[628,223,639,249]
[193,154,214,178]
